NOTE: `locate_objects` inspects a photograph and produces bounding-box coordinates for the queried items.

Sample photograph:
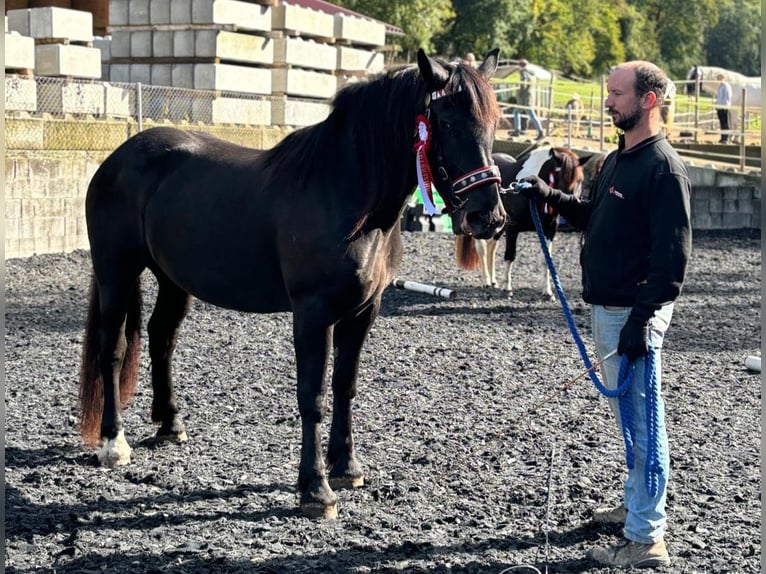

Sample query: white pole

[392,279,456,300]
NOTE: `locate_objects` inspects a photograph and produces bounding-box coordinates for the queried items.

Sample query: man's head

[716,73,725,81]
[605,61,672,133]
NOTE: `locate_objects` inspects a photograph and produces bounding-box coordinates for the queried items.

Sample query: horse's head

[416,48,506,240]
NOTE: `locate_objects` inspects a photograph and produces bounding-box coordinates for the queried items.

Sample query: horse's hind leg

[147,270,191,442]
[327,302,378,490]
[502,229,520,296]
[541,235,555,299]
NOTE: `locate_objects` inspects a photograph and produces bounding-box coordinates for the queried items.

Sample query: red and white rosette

[413,114,438,216]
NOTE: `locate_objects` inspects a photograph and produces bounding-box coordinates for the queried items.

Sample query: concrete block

[93,35,110,61]
[109,0,129,26]
[104,83,134,117]
[271,4,334,38]
[28,7,93,42]
[271,97,330,127]
[191,96,271,125]
[195,30,273,65]
[7,9,32,37]
[333,14,385,47]
[194,63,271,95]
[152,30,173,58]
[192,0,272,32]
[5,32,36,69]
[272,68,336,99]
[173,29,195,58]
[5,75,38,112]
[38,82,105,114]
[144,92,193,121]
[273,37,335,71]
[129,63,151,83]
[150,0,172,24]
[109,63,130,82]
[337,45,384,73]
[109,30,130,58]
[130,29,152,58]
[170,0,192,24]
[150,63,172,86]
[35,44,101,78]
[128,0,150,25]
[172,63,194,88]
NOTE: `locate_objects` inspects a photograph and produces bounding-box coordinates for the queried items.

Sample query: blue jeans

[591,303,674,544]
[513,107,543,134]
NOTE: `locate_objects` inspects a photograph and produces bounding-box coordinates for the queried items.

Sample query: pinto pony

[78,49,507,519]
[455,146,590,297]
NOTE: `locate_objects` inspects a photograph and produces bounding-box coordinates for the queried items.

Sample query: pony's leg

[97,281,139,467]
[327,302,378,489]
[487,238,499,288]
[475,239,491,287]
[147,270,191,442]
[502,230,520,296]
[542,239,554,299]
[293,308,337,518]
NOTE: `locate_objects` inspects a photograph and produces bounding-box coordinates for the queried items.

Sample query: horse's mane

[257,59,501,217]
[549,148,584,195]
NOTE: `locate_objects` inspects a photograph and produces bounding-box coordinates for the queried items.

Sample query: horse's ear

[417,48,449,89]
[579,154,594,166]
[477,48,500,79]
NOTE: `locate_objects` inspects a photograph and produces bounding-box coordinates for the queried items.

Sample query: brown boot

[586,538,670,569]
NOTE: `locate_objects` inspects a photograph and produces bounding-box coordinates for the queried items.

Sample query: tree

[704,0,762,77]
[332,0,454,60]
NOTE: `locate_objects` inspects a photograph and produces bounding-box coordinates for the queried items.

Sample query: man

[512,59,545,139]
[715,73,732,143]
[518,61,692,568]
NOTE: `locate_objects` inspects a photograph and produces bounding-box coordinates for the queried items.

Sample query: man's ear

[643,91,658,109]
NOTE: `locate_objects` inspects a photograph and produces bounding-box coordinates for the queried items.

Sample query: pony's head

[685,66,700,96]
[538,147,590,198]
[416,49,507,240]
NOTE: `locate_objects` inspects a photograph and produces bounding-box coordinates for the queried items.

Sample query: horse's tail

[78,274,142,447]
[455,235,481,270]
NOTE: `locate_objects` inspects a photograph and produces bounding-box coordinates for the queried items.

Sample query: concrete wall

[5,127,761,260]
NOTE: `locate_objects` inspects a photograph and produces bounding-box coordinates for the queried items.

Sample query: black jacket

[546,133,692,322]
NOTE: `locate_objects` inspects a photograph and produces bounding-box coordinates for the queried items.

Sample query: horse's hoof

[300,501,338,519]
[503,290,513,298]
[98,430,132,467]
[155,429,188,443]
[328,475,365,489]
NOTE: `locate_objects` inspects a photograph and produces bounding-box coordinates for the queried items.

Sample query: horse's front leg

[486,238,499,288]
[541,236,555,300]
[475,239,491,287]
[502,229,520,296]
[327,302,378,489]
[293,308,337,518]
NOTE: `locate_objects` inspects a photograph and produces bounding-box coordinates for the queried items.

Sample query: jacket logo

[608,186,624,199]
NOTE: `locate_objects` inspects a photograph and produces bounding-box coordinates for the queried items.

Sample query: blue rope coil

[527,199,662,496]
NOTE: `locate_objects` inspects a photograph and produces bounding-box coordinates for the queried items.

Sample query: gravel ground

[5,228,761,574]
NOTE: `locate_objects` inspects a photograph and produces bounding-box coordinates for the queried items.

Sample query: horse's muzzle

[451,201,507,239]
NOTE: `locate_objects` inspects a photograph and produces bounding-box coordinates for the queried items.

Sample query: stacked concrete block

[191,96,271,125]
[336,45,384,75]
[38,81,105,114]
[271,97,330,127]
[8,6,93,43]
[194,63,271,94]
[36,43,101,78]
[5,31,36,71]
[333,14,386,48]
[272,68,336,99]
[5,75,38,112]
[273,37,336,72]
[104,83,135,117]
[271,4,334,39]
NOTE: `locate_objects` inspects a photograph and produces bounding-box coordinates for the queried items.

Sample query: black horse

[456,145,590,296]
[78,49,507,519]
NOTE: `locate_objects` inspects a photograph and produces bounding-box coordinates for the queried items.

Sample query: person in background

[512,59,544,140]
[517,60,692,569]
[714,73,732,143]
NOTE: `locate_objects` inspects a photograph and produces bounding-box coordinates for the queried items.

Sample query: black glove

[516,175,553,201]
[617,317,650,362]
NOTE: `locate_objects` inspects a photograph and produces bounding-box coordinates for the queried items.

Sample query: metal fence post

[137,82,143,132]
[739,87,746,172]
[694,77,700,143]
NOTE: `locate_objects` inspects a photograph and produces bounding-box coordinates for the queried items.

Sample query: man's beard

[610,104,642,131]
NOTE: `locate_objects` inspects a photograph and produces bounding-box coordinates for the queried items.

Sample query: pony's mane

[257,59,501,208]
[549,148,584,195]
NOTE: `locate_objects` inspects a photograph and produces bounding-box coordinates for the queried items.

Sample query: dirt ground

[4,228,761,573]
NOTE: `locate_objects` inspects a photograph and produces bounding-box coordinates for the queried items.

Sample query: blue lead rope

[527,198,662,496]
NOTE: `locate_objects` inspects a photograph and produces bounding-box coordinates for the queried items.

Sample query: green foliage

[337,0,761,82]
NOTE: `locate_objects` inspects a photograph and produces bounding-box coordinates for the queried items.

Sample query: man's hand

[516,175,553,201]
[618,317,650,361]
